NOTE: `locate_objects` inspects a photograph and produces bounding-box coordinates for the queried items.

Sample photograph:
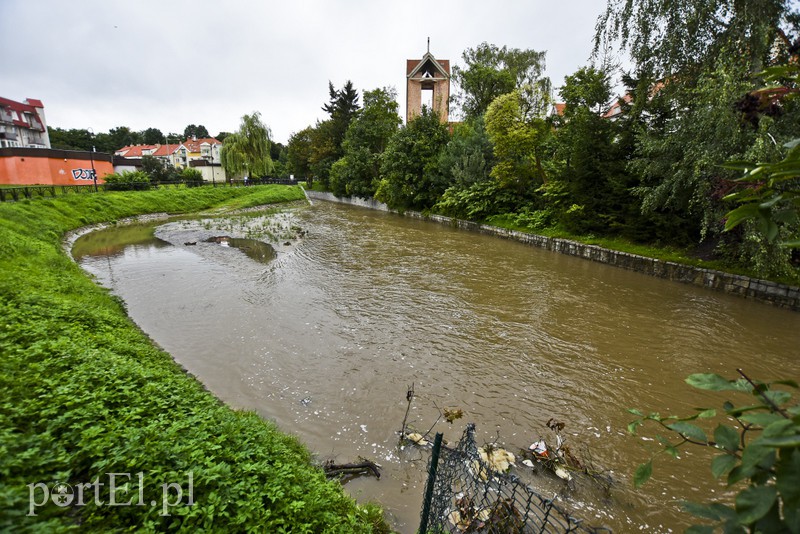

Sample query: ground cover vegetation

[0,185,385,531]
[287,2,800,284]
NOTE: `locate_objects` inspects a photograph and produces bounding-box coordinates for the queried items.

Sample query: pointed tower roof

[406,52,450,80]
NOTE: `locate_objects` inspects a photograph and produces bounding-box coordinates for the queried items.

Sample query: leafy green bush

[180,167,204,187]
[141,155,178,183]
[103,170,151,191]
[434,181,528,220]
[629,372,800,533]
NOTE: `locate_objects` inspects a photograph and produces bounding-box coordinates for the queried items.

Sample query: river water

[73,201,800,532]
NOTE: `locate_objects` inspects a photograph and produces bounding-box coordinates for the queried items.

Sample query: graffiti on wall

[71,168,97,181]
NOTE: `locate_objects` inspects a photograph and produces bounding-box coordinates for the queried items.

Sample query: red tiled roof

[26,98,44,108]
[602,94,633,119]
[116,144,159,157]
[182,137,221,153]
[554,103,567,116]
[116,144,186,157]
[150,144,183,157]
[0,96,36,111]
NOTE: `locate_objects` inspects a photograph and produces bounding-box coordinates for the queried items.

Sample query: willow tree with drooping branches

[594,0,800,274]
[221,112,274,180]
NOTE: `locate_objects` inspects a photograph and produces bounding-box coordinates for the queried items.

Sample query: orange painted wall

[0,154,111,186]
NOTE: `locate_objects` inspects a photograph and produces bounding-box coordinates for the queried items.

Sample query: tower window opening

[421,88,434,111]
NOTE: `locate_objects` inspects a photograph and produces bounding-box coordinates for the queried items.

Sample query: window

[421,88,434,110]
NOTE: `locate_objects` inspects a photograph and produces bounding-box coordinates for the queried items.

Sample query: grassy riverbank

[0,186,385,531]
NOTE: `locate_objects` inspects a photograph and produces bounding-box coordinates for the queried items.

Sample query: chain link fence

[419,424,611,533]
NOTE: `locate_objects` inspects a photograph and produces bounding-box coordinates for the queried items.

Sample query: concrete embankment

[304,189,800,312]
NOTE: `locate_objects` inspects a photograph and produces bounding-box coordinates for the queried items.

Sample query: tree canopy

[184,124,210,139]
[451,43,549,120]
[220,112,274,179]
[329,87,401,198]
[287,127,314,180]
[375,107,450,210]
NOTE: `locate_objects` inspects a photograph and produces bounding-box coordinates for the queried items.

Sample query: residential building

[116,138,224,181]
[0,97,50,149]
[182,136,222,164]
[115,143,188,169]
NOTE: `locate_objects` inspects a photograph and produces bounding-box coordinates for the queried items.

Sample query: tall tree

[141,127,164,145]
[287,127,314,180]
[322,80,360,120]
[220,112,274,179]
[375,107,450,210]
[547,66,637,234]
[183,124,210,139]
[308,120,339,187]
[310,81,361,186]
[329,87,401,198]
[183,124,209,139]
[484,89,551,191]
[48,127,93,151]
[451,43,550,120]
[325,81,360,148]
[595,0,797,83]
[165,132,182,144]
[107,126,142,151]
[437,118,494,189]
[269,142,289,178]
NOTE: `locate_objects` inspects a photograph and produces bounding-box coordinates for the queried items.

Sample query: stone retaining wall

[304,190,390,211]
[304,190,800,311]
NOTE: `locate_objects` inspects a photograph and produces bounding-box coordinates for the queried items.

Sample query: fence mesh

[420,423,611,533]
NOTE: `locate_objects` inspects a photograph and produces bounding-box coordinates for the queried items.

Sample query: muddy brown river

[72,200,800,533]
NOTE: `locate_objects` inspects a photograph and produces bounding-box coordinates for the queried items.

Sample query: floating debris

[447,494,524,533]
[443,406,464,424]
[404,432,429,446]
[479,445,515,473]
[521,419,582,483]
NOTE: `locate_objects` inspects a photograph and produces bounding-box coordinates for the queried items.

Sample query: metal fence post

[419,432,444,534]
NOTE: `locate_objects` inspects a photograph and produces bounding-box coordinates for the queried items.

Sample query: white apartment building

[0,97,50,148]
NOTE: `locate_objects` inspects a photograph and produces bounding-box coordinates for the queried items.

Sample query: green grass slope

[0,186,383,532]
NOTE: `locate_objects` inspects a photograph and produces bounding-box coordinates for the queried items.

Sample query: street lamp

[91,145,97,192]
[210,143,216,187]
[87,127,97,192]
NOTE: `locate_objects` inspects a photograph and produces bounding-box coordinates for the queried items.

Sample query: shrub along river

[72,200,800,533]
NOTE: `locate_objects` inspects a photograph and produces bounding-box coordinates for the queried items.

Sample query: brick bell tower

[406,38,450,123]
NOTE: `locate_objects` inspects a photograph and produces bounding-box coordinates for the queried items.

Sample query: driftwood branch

[324,459,381,480]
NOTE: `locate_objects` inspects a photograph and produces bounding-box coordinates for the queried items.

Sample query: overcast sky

[1,0,610,145]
